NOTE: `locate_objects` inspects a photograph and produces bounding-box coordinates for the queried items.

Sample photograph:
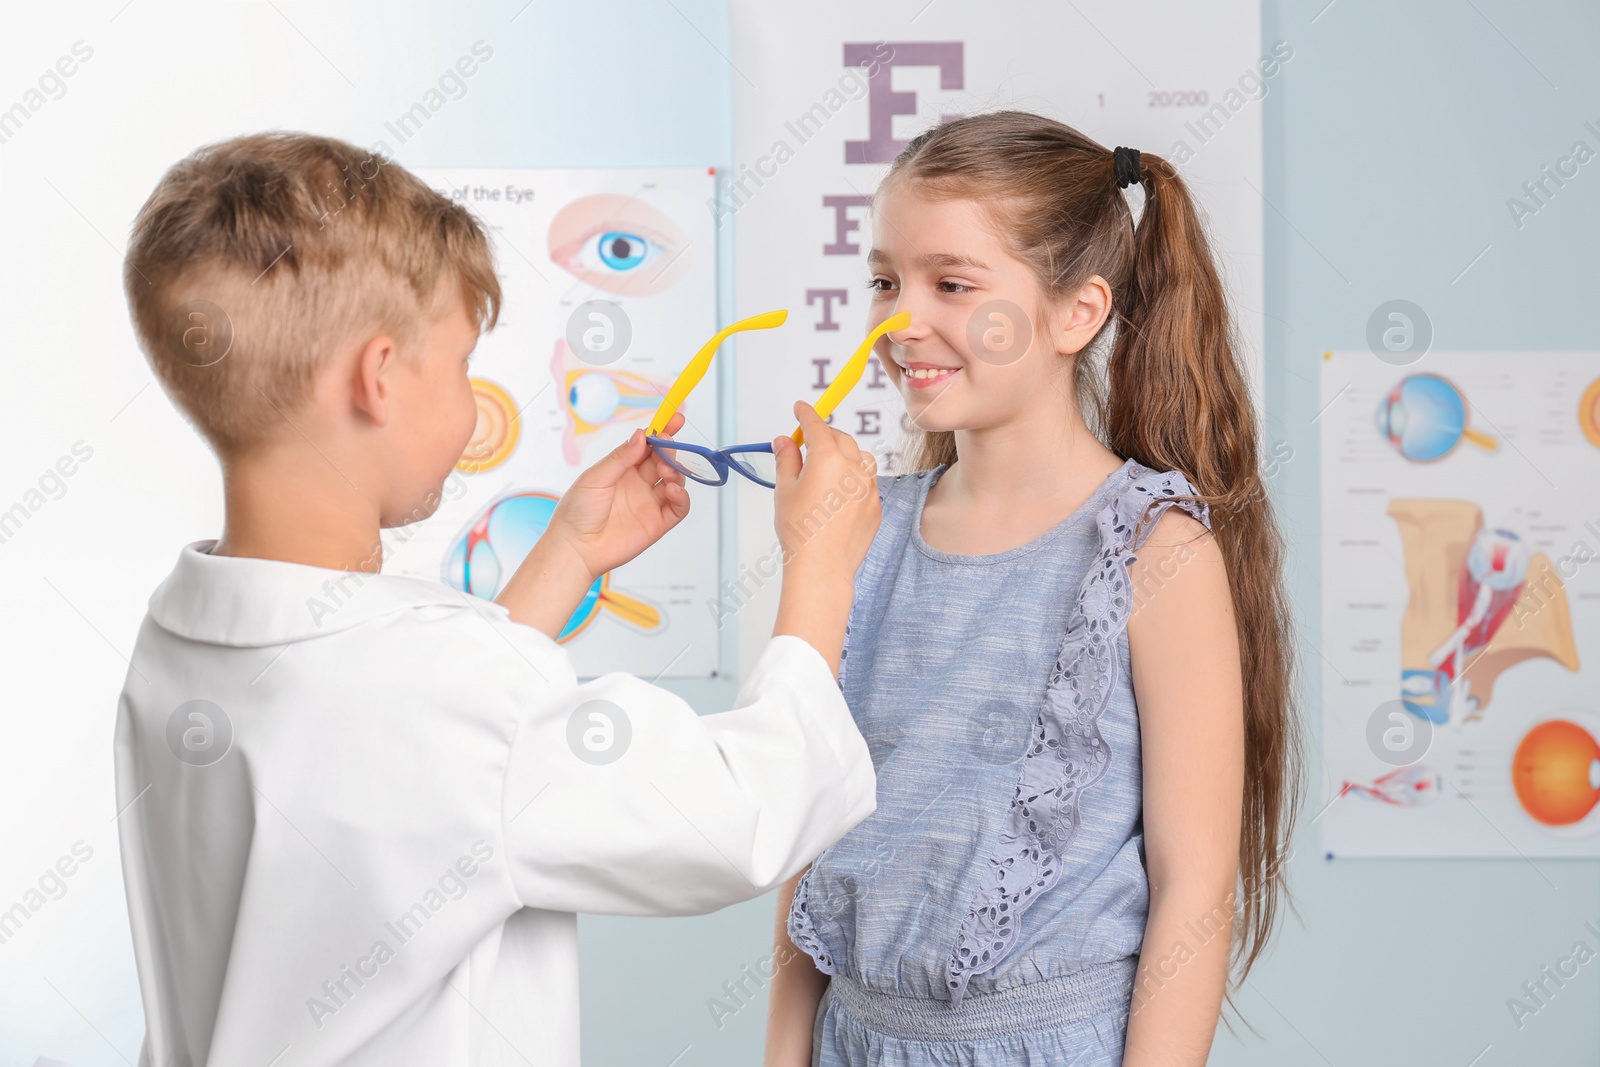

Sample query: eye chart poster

[385,167,721,680]
[727,0,1271,677]
[1320,350,1600,857]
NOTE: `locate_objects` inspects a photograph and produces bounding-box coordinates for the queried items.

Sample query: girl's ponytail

[1109,150,1302,983]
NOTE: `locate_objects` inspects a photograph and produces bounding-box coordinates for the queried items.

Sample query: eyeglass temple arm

[791,311,911,446]
[646,309,789,436]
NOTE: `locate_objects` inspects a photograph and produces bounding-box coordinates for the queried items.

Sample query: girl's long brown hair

[885,111,1300,987]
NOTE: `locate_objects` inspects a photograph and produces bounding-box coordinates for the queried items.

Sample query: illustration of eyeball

[548,194,691,296]
[1513,719,1600,829]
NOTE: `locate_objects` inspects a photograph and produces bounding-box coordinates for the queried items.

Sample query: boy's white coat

[114,542,875,1066]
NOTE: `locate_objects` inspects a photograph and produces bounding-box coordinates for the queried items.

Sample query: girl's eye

[867,277,897,293]
[937,280,973,294]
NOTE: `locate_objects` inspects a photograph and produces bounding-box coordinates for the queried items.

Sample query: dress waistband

[828,957,1137,1042]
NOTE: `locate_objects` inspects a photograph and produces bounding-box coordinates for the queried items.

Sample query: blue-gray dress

[787,458,1211,1067]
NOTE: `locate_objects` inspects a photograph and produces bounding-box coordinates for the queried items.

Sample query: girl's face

[865,181,1108,435]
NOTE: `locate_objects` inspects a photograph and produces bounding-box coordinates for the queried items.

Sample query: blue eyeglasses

[648,438,779,488]
[644,310,910,489]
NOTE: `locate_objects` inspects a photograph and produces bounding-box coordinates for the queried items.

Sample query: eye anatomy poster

[383,168,720,680]
[1320,350,1600,857]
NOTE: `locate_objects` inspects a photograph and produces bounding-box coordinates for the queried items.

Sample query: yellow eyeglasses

[646,311,910,488]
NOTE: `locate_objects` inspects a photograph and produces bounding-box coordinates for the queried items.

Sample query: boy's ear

[1053,275,1113,357]
[350,333,398,427]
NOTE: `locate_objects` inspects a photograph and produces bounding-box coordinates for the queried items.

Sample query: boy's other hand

[497,414,688,639]
[768,402,879,675]
[772,403,880,588]
[552,413,692,580]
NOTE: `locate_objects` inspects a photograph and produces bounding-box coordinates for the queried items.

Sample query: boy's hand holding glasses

[495,409,692,640]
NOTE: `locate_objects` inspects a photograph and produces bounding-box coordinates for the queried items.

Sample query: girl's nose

[884,301,927,347]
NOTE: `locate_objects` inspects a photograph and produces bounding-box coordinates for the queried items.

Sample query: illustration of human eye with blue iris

[547,194,691,296]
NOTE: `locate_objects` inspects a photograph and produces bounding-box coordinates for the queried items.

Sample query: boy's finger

[584,428,647,484]
[795,399,851,457]
[658,479,691,524]
[772,434,801,485]
[652,451,686,487]
[639,413,688,482]
[620,427,650,462]
[792,401,837,452]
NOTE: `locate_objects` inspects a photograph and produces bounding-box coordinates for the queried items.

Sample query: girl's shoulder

[1098,460,1213,554]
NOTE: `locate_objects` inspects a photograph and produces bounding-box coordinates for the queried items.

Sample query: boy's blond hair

[124,132,500,453]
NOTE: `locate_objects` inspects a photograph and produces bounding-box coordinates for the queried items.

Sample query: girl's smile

[895,360,962,388]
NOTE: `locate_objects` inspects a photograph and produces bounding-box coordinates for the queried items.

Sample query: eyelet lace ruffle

[786,863,838,975]
[786,588,855,974]
[941,468,1210,1004]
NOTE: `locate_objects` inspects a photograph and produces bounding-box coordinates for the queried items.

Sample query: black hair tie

[1112,146,1142,189]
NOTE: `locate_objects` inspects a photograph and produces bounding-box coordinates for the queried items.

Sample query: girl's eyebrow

[866,249,991,272]
[923,251,990,271]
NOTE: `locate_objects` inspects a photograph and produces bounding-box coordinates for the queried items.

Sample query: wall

[1242,1,1599,1063]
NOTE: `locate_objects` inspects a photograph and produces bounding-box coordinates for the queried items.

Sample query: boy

[114,132,880,1066]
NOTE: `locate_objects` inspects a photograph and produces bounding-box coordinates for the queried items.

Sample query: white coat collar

[148,540,508,647]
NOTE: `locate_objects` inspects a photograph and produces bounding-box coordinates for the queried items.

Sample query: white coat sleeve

[499,632,876,916]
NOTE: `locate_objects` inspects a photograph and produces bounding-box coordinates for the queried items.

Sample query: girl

[765,111,1300,1067]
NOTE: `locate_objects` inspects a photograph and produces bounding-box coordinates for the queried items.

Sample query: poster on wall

[726,0,1273,674]
[1319,349,1600,857]
[383,167,721,680]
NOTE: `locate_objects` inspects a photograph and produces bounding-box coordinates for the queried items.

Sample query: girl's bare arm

[764,868,829,1067]
[1122,509,1245,1066]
